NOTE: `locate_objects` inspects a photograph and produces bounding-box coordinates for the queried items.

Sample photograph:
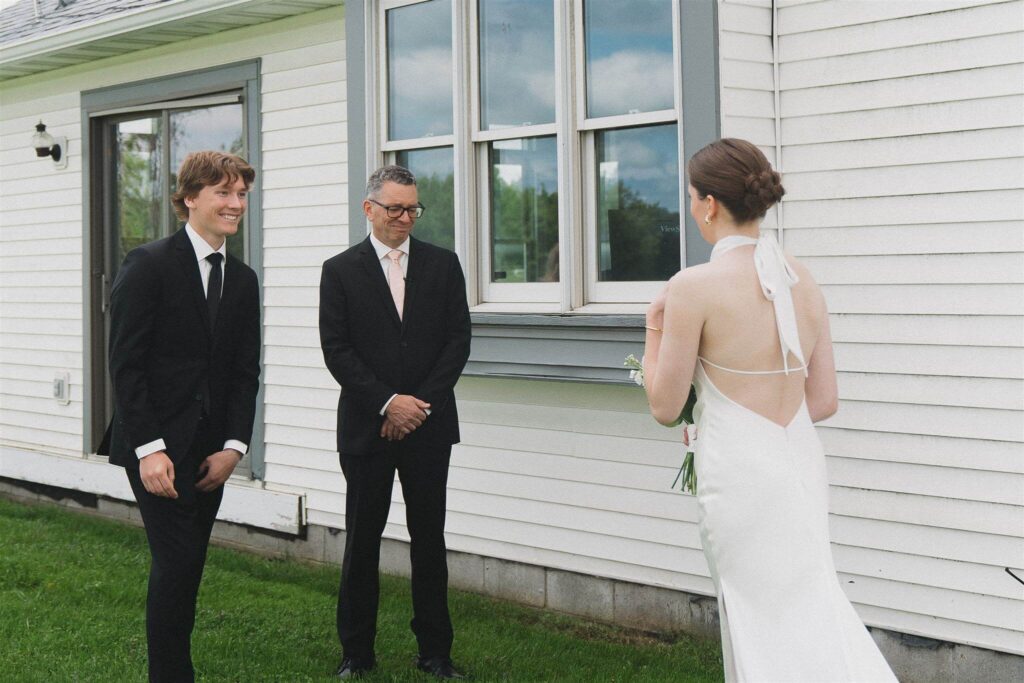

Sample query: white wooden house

[0,0,1021,679]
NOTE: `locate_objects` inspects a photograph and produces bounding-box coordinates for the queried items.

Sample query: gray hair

[365,165,417,198]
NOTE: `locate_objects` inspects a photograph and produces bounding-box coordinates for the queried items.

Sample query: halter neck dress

[691,235,896,682]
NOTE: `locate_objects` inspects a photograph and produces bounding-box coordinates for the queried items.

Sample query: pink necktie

[387,249,405,320]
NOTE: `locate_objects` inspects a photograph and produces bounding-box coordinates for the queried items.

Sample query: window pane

[169,103,246,260]
[115,116,164,264]
[479,0,555,130]
[596,124,679,282]
[387,0,453,140]
[396,147,455,252]
[584,0,674,119]
[489,136,558,283]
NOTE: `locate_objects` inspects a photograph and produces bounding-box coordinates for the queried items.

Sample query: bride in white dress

[643,138,897,682]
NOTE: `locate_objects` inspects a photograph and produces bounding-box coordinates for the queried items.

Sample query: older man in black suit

[101,151,261,683]
[319,165,471,679]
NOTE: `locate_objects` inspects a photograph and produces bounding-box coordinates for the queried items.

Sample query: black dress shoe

[337,656,374,678]
[416,655,467,679]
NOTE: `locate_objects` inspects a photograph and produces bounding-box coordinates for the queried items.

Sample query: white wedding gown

[691,235,897,682]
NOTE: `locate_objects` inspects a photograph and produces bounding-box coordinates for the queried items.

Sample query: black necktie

[206,252,223,328]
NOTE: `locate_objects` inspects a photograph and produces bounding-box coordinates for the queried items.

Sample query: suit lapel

[172,227,213,337]
[358,237,402,330]
[403,237,427,327]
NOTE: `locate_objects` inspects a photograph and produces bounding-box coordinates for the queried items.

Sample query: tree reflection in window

[596,124,680,282]
[115,117,163,264]
[489,137,558,283]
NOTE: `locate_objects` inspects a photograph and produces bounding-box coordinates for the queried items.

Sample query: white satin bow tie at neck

[710,234,807,375]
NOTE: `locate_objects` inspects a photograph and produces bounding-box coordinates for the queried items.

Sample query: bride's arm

[805,298,838,422]
[644,272,704,426]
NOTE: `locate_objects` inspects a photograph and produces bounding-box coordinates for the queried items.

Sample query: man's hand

[139,451,177,499]
[195,449,242,492]
[381,417,406,441]
[384,394,430,438]
[385,393,432,440]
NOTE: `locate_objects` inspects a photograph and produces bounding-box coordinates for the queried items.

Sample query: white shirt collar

[369,232,410,261]
[185,223,227,262]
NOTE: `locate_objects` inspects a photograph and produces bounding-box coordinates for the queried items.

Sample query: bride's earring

[704,215,711,224]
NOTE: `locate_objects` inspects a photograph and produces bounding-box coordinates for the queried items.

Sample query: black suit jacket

[102,227,261,469]
[319,236,471,455]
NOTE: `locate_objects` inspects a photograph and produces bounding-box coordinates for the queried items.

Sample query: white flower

[623,354,645,387]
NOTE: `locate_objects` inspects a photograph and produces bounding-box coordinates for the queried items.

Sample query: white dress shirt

[135,225,247,460]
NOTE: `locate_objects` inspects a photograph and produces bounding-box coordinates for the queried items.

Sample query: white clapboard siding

[780,32,1022,91]
[827,456,1023,506]
[835,372,1023,410]
[785,158,1024,200]
[786,222,1024,255]
[831,488,1023,539]
[783,127,1024,173]
[258,5,346,557]
[803,254,1024,285]
[775,0,998,31]
[0,92,82,457]
[769,0,1024,655]
[780,1,1024,61]
[720,1,776,143]
[828,314,1023,347]
[824,284,1022,315]
[783,63,1024,118]
[785,190,1023,229]
[782,95,1024,145]
[821,428,1024,473]
[833,343,1021,379]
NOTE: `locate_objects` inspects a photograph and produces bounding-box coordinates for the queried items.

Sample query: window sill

[467,312,646,383]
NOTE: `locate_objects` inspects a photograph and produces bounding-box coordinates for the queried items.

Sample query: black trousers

[126,423,223,683]
[337,443,454,662]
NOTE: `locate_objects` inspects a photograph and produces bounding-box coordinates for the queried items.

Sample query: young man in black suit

[101,151,261,682]
[319,165,471,679]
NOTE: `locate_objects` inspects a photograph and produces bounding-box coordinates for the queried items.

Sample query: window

[373,0,702,313]
[82,62,263,471]
[108,97,247,265]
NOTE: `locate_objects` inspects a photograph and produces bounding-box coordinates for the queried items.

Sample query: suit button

[401,342,408,348]
[194,393,203,401]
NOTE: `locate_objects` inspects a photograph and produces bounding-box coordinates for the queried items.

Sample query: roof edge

[0,0,271,67]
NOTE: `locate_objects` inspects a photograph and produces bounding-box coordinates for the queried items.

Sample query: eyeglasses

[368,199,425,219]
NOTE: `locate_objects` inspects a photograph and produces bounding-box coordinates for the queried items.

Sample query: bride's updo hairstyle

[688,138,785,223]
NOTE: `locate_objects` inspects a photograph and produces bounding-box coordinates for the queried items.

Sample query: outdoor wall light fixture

[31,121,68,169]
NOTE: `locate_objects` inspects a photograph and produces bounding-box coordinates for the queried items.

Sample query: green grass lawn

[0,495,721,682]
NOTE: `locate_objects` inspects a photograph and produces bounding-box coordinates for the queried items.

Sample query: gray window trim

[346,1,719,384]
[80,60,267,477]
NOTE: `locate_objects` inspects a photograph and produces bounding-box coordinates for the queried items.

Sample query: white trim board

[0,447,304,535]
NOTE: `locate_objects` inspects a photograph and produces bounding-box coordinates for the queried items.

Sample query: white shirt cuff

[380,393,398,416]
[224,440,248,456]
[135,438,166,459]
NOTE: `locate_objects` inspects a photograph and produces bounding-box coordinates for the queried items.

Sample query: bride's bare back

[694,244,826,427]
[645,239,837,430]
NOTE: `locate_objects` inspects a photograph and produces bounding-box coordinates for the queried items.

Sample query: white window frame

[575,0,685,305]
[373,0,690,313]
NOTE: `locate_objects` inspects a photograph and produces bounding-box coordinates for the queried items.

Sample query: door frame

[81,60,265,476]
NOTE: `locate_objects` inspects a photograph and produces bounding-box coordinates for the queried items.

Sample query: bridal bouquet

[624,354,699,495]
